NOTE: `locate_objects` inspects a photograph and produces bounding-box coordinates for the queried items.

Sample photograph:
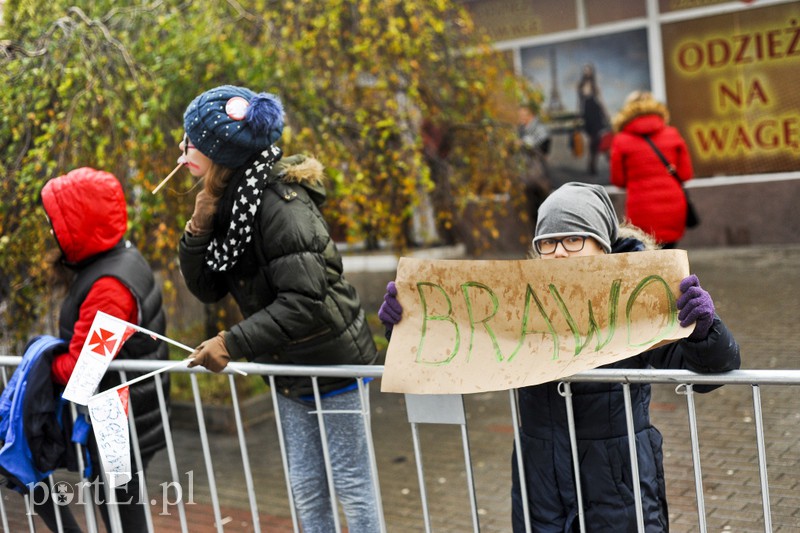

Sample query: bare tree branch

[66,6,140,81]
[0,40,48,58]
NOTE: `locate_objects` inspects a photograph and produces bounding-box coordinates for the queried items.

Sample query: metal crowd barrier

[0,355,798,533]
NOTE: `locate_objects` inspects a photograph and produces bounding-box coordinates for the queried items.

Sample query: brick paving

[0,494,296,532]
[2,245,799,532]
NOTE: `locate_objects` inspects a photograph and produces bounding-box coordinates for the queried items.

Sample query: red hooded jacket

[610,110,693,244]
[40,168,138,385]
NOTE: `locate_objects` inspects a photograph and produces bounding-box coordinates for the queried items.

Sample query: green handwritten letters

[415,275,678,367]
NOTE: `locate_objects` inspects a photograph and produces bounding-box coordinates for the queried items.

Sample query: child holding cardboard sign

[378,182,741,532]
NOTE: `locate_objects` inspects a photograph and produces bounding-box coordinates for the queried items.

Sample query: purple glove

[676,274,715,341]
[378,281,403,331]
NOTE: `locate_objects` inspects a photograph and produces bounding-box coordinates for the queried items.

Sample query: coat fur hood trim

[612,99,670,133]
[276,155,326,188]
[618,223,659,251]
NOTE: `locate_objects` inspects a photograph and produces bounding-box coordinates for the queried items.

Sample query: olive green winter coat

[179,154,378,397]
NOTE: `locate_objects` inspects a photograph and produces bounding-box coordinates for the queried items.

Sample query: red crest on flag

[88,328,119,357]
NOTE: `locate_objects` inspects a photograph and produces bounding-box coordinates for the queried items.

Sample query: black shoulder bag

[642,136,700,228]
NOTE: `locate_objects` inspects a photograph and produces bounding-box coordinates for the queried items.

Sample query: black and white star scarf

[206,144,282,272]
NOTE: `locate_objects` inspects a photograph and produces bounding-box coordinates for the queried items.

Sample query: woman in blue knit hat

[177,85,382,532]
[378,182,741,532]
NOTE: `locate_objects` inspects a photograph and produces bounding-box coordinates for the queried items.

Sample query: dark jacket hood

[40,168,127,264]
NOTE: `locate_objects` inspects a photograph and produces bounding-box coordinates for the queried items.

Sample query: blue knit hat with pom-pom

[183,85,284,168]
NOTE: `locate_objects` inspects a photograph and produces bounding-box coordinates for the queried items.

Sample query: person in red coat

[609,91,694,248]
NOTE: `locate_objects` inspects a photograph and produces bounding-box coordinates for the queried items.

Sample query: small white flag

[88,386,132,487]
[62,311,136,405]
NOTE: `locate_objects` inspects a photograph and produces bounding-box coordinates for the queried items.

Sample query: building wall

[610,177,800,247]
[464,0,800,246]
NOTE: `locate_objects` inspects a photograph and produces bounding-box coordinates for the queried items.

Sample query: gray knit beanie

[183,85,284,168]
[533,182,619,253]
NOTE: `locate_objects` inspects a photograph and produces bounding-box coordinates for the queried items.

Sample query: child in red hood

[39,167,168,532]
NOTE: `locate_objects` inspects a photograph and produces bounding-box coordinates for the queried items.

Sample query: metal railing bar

[58,358,800,385]
[4,356,796,386]
[268,375,300,533]
[154,372,188,533]
[509,389,532,533]
[0,482,7,533]
[2,356,798,533]
[410,421,432,533]
[677,383,707,533]
[190,374,224,532]
[752,384,773,532]
[622,383,645,532]
[99,459,124,533]
[47,474,65,533]
[459,423,480,533]
[228,374,261,533]
[310,376,342,533]
[24,492,34,532]
[562,369,800,386]
[118,370,154,533]
[0,368,8,533]
[22,494,36,533]
[558,382,586,532]
[69,403,98,533]
[306,409,362,415]
[357,379,387,533]
[109,359,385,379]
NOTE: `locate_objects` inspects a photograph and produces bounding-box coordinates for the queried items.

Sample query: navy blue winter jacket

[511,237,741,532]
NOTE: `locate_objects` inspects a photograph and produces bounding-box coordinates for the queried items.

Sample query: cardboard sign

[381,250,693,394]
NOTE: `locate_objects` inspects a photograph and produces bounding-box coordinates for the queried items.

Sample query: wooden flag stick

[151,163,184,194]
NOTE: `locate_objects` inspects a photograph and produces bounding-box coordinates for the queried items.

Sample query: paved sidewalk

[4,245,799,532]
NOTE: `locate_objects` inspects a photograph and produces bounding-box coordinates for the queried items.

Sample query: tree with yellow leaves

[1,0,527,346]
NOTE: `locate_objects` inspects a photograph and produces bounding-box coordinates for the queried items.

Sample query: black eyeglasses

[534,235,588,255]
